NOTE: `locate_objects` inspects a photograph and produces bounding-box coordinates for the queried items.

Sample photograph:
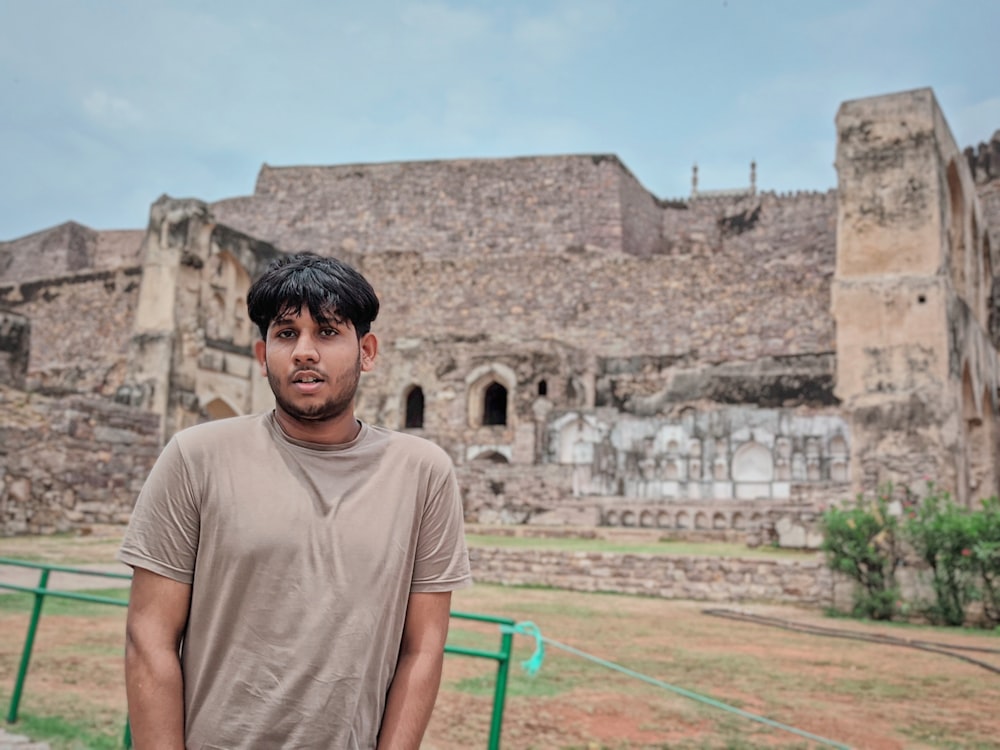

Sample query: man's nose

[292,333,319,362]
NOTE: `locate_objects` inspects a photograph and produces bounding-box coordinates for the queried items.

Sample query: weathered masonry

[1,87,998,543]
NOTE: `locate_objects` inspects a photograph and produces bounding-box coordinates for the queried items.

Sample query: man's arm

[124,566,192,750]
[377,590,453,750]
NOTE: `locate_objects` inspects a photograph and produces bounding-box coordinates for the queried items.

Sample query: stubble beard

[269,353,362,424]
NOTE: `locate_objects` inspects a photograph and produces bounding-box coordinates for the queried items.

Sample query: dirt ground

[426,587,1000,750]
[2,531,1000,749]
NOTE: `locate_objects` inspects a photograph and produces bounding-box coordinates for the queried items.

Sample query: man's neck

[273,409,362,445]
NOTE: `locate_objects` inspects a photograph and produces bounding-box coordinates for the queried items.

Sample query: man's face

[254,306,376,432]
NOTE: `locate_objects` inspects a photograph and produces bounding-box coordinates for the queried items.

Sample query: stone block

[711,482,733,500]
[735,482,770,500]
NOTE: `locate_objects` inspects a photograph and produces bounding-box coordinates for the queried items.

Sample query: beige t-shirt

[118,412,472,750]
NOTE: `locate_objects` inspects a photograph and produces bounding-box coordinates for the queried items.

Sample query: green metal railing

[445,610,516,750]
[0,558,516,749]
[0,558,132,727]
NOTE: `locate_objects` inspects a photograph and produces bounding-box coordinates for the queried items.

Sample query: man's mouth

[292,371,324,385]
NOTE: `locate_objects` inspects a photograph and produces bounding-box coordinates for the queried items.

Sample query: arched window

[537,379,548,396]
[472,450,509,464]
[204,397,239,421]
[405,386,425,429]
[483,381,508,426]
[465,363,516,428]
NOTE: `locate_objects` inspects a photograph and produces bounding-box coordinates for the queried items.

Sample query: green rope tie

[499,620,545,675]
[500,620,852,750]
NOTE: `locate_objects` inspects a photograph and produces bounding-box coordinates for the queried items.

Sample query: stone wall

[0,267,143,396]
[352,186,839,478]
[618,159,664,258]
[334,179,844,532]
[0,223,143,284]
[468,546,835,606]
[0,386,160,535]
[212,156,629,258]
[456,460,600,525]
[347,189,837,370]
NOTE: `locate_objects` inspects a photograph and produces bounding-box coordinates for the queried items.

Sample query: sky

[1,0,998,241]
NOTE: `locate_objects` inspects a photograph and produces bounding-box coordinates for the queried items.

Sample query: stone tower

[833,88,999,504]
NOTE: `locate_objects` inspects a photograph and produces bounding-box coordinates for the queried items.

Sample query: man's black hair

[247,252,380,339]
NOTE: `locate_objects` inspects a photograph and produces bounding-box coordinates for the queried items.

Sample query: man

[119,252,472,749]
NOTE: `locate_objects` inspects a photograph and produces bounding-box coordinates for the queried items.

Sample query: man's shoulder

[171,412,270,450]
[366,425,455,470]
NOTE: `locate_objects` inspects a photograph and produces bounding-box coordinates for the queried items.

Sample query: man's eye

[321,328,339,337]
[276,330,295,339]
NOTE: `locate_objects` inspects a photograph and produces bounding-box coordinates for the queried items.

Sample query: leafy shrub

[902,484,979,626]
[971,496,1000,627]
[823,481,1000,628]
[820,487,902,620]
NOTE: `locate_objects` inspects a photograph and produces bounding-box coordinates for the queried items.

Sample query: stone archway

[203,396,239,421]
[465,363,517,429]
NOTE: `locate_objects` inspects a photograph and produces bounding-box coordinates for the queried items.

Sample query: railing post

[7,568,50,724]
[487,626,513,750]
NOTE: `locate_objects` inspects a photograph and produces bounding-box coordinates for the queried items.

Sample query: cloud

[82,90,143,128]
[511,0,617,63]
[399,1,492,44]
[2,0,997,239]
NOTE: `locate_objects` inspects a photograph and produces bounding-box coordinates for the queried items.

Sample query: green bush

[902,484,979,626]
[971,496,1000,627]
[820,487,902,620]
[822,481,1000,628]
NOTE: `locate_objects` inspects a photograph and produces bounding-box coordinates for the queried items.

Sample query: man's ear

[360,333,378,373]
[254,340,267,376]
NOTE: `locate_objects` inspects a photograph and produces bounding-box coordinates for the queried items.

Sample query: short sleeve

[117,436,201,584]
[410,466,472,593]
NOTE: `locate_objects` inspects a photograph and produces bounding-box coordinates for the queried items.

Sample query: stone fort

[2,87,999,544]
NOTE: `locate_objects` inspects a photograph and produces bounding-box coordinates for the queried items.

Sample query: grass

[0,531,124,565]
[0,589,128,616]
[453,670,570,699]
[0,705,127,750]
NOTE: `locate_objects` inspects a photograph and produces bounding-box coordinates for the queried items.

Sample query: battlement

[965,130,1000,185]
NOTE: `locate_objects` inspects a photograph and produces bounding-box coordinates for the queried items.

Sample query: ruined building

[2,88,998,542]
